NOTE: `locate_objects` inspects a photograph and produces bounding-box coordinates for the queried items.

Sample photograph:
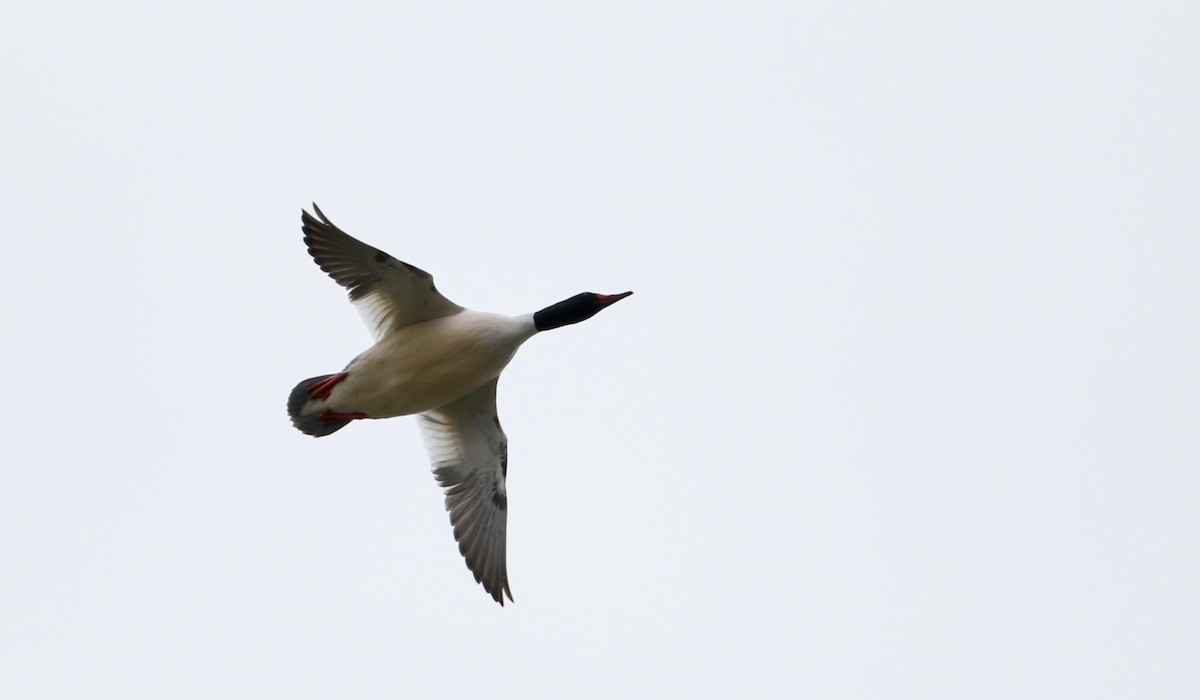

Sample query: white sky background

[2,1,1198,697]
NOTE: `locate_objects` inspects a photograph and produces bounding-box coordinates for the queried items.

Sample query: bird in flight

[288,205,632,605]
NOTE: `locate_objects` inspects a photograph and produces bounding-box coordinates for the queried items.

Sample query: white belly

[324,311,535,417]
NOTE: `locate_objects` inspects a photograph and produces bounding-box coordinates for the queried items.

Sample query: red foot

[308,372,349,401]
[320,411,369,424]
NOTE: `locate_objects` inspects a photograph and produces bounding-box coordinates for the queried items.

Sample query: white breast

[327,311,537,418]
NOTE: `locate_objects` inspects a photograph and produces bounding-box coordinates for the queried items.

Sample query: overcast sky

[2,2,1198,698]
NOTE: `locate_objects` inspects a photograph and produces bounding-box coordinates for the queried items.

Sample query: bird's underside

[290,204,631,605]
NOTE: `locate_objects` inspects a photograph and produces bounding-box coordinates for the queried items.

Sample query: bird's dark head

[533,291,633,331]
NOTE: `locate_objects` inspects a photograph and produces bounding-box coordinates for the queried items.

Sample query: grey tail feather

[288,375,352,437]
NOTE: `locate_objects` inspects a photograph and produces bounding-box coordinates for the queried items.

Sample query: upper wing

[416,378,513,605]
[301,205,463,340]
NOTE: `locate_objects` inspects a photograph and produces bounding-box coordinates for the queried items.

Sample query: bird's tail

[288,375,354,437]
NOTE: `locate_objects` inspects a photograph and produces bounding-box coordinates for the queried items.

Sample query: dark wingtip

[301,202,331,229]
[472,562,513,606]
[491,581,513,606]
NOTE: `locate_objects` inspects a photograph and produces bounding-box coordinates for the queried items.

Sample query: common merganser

[287,205,632,605]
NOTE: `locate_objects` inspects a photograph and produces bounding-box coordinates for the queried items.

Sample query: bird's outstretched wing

[301,205,462,340]
[416,379,513,605]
